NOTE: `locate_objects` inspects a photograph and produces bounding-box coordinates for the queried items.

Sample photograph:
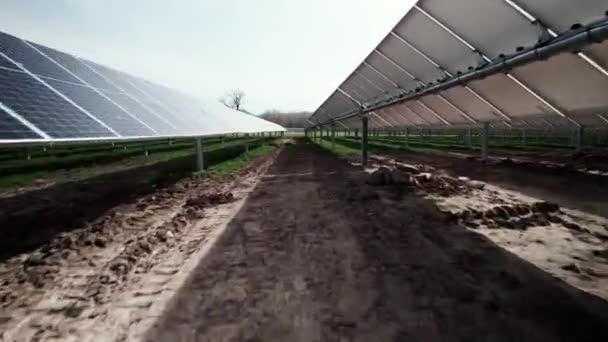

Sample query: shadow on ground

[146,140,608,341]
[0,144,255,262]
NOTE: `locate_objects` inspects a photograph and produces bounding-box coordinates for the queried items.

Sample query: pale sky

[0,0,414,114]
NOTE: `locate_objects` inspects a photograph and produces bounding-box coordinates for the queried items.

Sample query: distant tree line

[259,110,311,128]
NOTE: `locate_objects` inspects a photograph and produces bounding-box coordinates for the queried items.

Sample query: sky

[0,0,415,114]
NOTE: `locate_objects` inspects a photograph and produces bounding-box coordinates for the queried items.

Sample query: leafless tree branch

[218,89,246,111]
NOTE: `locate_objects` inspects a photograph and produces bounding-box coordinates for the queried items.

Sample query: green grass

[0,138,274,190]
[313,137,359,158]
[204,143,276,177]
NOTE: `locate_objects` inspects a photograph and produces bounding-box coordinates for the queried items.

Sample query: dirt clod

[532,201,560,214]
[561,263,581,274]
[367,167,393,186]
[94,238,107,248]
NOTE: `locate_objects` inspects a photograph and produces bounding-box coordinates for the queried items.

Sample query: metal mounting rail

[312,17,608,127]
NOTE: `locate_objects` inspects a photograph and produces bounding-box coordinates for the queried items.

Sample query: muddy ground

[145,140,608,341]
[0,147,281,341]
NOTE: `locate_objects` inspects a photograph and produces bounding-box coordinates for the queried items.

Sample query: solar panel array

[309,0,608,130]
[0,31,284,143]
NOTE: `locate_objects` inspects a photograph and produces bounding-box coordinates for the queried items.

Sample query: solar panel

[0,68,114,138]
[0,106,41,139]
[310,0,608,130]
[31,43,118,91]
[0,32,82,84]
[47,79,155,137]
[516,0,607,33]
[0,30,284,142]
[98,90,174,135]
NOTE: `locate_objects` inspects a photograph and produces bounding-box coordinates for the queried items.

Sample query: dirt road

[146,140,608,342]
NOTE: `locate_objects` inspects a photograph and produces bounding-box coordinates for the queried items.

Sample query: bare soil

[144,140,608,342]
[0,148,281,341]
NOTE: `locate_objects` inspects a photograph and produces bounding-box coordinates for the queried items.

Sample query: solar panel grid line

[368,113,387,128]
[337,88,363,108]
[396,104,430,126]
[415,99,451,125]
[0,52,118,138]
[0,100,48,138]
[354,69,390,95]
[373,109,400,127]
[0,31,83,84]
[389,26,514,123]
[111,72,194,132]
[23,40,159,137]
[434,93,477,124]
[345,84,373,104]
[374,113,393,128]
[598,114,608,125]
[344,75,380,102]
[324,95,352,119]
[26,42,119,91]
[362,62,401,90]
[123,79,201,130]
[378,52,467,125]
[413,4,582,127]
[137,82,209,128]
[380,107,413,127]
[120,77,188,128]
[78,60,179,132]
[382,106,413,127]
[336,120,350,129]
[504,0,608,126]
[401,103,432,126]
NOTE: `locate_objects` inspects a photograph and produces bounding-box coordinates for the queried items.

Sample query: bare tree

[219,89,246,111]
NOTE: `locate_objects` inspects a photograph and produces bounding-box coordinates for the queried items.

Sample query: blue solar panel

[0,31,83,84]
[0,68,113,138]
[31,43,119,91]
[47,80,155,137]
[0,107,40,139]
[100,90,175,135]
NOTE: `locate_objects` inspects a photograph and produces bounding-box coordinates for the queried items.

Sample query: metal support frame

[391,31,514,124]
[504,0,608,125]
[390,31,479,124]
[361,115,369,166]
[195,137,204,172]
[481,122,489,160]
[413,5,581,127]
[314,13,608,129]
[331,121,336,150]
[405,127,410,147]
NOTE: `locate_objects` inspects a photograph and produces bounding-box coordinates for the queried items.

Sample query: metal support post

[466,128,473,148]
[576,125,585,152]
[361,115,369,166]
[482,122,489,161]
[405,127,410,148]
[331,122,336,150]
[195,137,204,172]
[320,126,324,145]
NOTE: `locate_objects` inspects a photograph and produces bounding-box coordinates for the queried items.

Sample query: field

[1,133,608,341]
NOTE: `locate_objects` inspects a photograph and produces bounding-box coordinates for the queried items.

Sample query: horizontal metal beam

[312,17,608,127]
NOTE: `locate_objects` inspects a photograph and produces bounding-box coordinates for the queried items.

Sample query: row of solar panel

[0,30,284,142]
[310,0,608,129]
